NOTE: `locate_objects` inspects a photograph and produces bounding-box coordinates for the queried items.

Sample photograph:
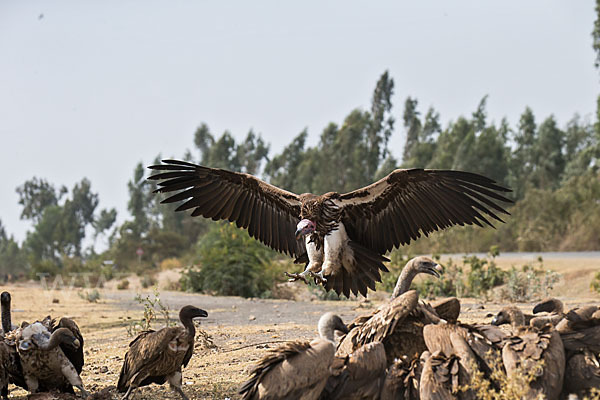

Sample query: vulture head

[179,305,209,321]
[295,219,316,240]
[0,291,10,306]
[318,312,349,342]
[392,256,443,298]
[491,307,525,328]
[533,298,564,315]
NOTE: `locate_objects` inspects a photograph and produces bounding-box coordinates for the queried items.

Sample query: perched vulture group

[239,257,600,399]
[0,290,208,399]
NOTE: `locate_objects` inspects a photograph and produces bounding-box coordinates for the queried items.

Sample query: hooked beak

[424,263,443,278]
[336,323,349,335]
[72,338,81,349]
[295,228,303,240]
[19,340,32,351]
[195,309,209,318]
[491,316,500,326]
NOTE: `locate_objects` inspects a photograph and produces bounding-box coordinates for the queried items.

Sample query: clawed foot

[285,272,308,284]
[285,271,327,285]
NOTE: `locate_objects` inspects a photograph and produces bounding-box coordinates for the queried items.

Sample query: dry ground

[1,254,599,399]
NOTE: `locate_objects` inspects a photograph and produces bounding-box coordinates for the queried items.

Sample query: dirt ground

[1,254,599,399]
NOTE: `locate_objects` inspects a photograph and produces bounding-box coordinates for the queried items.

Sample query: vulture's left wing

[336,169,512,254]
[148,160,305,258]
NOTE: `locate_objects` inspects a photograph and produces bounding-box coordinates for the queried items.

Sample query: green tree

[532,116,565,190]
[16,178,66,223]
[402,97,421,163]
[367,70,395,178]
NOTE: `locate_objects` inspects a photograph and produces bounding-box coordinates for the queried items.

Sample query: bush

[501,257,561,302]
[160,257,182,270]
[180,222,280,298]
[591,271,600,293]
[141,275,157,289]
[117,279,130,290]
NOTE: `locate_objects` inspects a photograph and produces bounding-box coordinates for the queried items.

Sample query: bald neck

[392,259,418,299]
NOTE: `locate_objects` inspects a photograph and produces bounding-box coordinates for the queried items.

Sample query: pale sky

[0,1,597,245]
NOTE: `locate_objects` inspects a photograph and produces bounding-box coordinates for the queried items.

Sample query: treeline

[0,69,599,278]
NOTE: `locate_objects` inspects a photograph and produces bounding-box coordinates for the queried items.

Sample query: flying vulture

[148,160,512,296]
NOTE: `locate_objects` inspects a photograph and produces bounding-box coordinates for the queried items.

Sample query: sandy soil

[1,255,599,399]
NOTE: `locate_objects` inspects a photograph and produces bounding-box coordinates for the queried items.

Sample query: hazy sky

[0,1,597,245]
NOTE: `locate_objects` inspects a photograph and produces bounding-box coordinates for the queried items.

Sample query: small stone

[100,366,108,373]
[248,315,256,321]
[52,298,59,304]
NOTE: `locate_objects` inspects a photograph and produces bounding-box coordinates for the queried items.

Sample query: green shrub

[180,222,279,298]
[502,257,561,302]
[141,275,157,289]
[117,279,130,290]
[591,271,600,293]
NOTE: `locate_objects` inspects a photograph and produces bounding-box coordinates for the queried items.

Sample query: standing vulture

[1,292,17,334]
[118,305,208,400]
[239,312,349,400]
[16,322,88,397]
[491,307,565,400]
[336,257,446,364]
[419,323,508,400]
[148,160,512,296]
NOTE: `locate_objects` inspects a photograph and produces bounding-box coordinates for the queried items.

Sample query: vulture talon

[284,272,308,284]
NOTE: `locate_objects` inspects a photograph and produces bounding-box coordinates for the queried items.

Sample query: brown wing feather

[117,328,179,392]
[239,339,332,400]
[337,169,512,254]
[148,160,305,258]
[337,290,419,357]
[323,341,387,400]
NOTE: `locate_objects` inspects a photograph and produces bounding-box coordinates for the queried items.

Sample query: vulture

[1,292,17,334]
[491,307,565,400]
[118,305,208,400]
[0,292,28,397]
[531,297,570,329]
[239,312,349,400]
[537,301,600,397]
[379,355,422,400]
[319,341,387,400]
[148,160,512,297]
[419,323,508,400]
[16,322,88,397]
[336,257,448,365]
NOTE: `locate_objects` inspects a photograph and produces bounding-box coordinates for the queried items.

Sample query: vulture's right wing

[148,160,305,258]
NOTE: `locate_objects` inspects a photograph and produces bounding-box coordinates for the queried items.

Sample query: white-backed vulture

[239,312,349,400]
[337,257,445,365]
[419,323,508,400]
[320,341,387,400]
[537,302,600,397]
[17,323,88,397]
[148,160,512,297]
[531,297,565,328]
[491,307,565,400]
[118,305,208,400]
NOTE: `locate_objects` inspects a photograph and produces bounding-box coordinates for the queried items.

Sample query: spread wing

[148,160,305,258]
[336,168,513,254]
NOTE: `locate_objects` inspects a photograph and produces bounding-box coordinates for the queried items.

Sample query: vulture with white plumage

[148,160,512,296]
